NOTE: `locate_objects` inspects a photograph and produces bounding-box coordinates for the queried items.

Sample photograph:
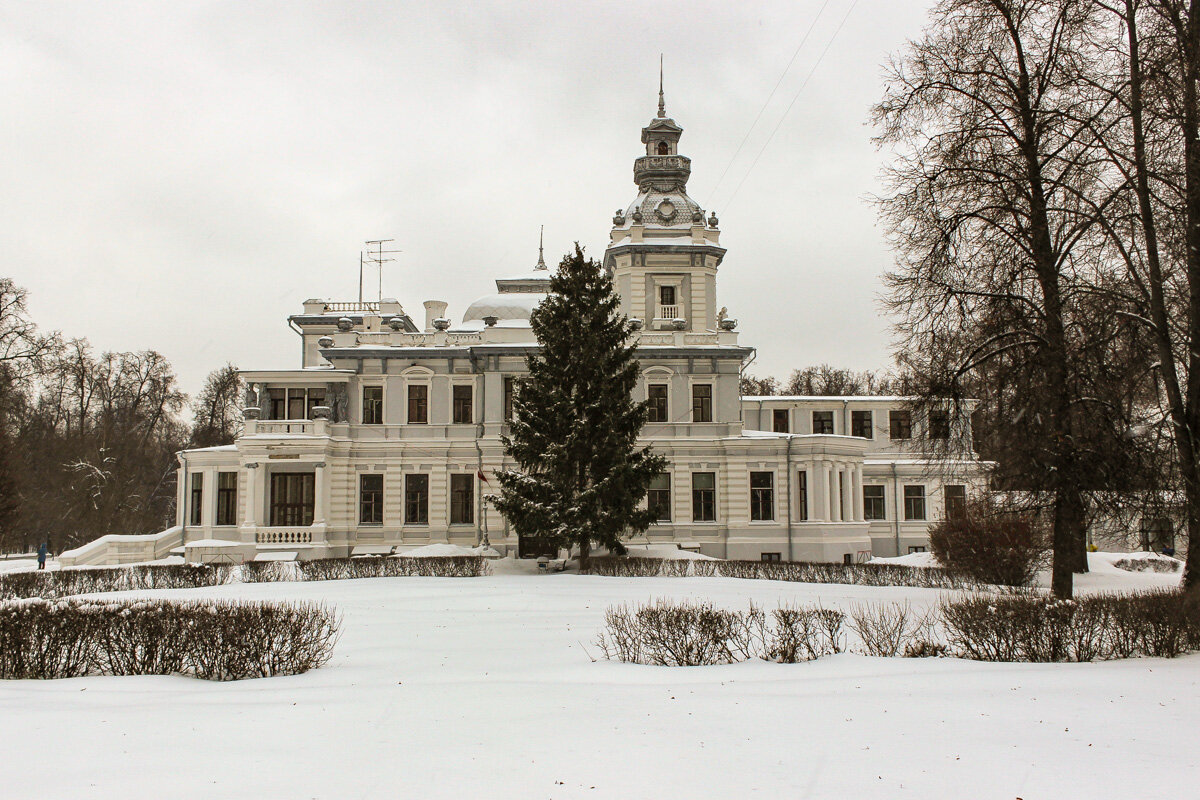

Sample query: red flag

[477,468,490,484]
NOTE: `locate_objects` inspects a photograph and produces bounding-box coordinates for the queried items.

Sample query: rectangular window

[659,285,676,306]
[362,386,383,425]
[189,473,203,526]
[852,409,873,439]
[692,384,713,423]
[216,472,237,526]
[929,409,950,440]
[405,474,429,524]
[450,474,474,524]
[503,376,516,421]
[359,474,384,525]
[647,384,669,423]
[407,384,428,424]
[772,409,789,433]
[812,410,834,434]
[452,385,473,424]
[692,472,716,522]
[269,473,315,526]
[647,473,671,522]
[904,485,927,521]
[761,552,782,563]
[287,388,307,420]
[908,546,927,554]
[268,389,285,420]
[863,485,886,521]
[750,472,775,521]
[797,470,808,521]
[890,409,912,440]
[944,485,966,519]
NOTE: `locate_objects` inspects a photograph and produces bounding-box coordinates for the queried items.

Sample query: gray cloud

[0,0,934,394]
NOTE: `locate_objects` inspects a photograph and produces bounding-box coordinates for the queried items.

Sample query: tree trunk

[1181,0,1200,590]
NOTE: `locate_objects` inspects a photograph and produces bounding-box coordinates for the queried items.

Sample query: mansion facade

[61,97,989,567]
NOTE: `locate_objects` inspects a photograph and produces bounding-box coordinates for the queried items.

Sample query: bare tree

[1082,0,1200,588]
[190,363,243,448]
[874,0,1128,597]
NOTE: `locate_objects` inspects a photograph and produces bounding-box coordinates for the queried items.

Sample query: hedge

[0,556,489,601]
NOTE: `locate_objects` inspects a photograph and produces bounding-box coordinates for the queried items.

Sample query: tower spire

[535,225,546,270]
[657,54,665,118]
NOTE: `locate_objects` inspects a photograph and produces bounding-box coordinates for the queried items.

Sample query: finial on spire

[657,54,666,118]
[535,225,547,270]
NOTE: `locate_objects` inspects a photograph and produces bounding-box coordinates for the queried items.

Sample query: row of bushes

[597,590,1200,666]
[0,556,490,601]
[583,556,976,589]
[940,591,1200,661]
[0,598,339,680]
[596,600,847,666]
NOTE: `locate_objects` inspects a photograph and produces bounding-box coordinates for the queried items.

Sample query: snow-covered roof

[462,292,545,323]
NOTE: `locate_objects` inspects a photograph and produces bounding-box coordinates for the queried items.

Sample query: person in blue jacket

[37,542,48,570]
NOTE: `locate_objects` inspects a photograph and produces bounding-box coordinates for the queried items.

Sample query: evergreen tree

[493,245,667,565]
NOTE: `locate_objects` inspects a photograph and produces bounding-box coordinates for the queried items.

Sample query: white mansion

[61,98,989,567]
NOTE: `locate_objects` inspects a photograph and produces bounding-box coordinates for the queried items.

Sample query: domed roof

[462,292,544,323]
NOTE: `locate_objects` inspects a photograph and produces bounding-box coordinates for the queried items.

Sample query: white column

[828,464,838,522]
[810,463,826,522]
[841,467,851,523]
[853,464,864,521]
[313,462,327,525]
[243,463,259,527]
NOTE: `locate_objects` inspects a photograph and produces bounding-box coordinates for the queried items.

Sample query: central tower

[604,85,726,332]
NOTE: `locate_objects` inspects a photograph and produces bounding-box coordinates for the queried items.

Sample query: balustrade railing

[256,528,315,544]
[322,301,379,313]
[656,304,681,320]
[254,420,316,435]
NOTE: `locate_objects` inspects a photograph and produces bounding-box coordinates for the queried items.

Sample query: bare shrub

[596,600,843,666]
[929,499,1049,587]
[0,598,340,680]
[767,607,845,663]
[938,589,1200,662]
[848,602,926,657]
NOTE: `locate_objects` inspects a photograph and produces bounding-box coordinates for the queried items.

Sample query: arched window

[657,141,670,155]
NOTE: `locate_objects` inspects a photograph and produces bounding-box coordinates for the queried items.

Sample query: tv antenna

[361,239,401,303]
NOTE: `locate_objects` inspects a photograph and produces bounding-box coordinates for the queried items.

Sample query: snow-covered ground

[1,563,1196,799]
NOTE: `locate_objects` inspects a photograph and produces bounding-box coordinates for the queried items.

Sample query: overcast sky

[1,0,936,396]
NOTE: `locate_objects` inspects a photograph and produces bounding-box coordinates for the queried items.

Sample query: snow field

[0,568,1197,799]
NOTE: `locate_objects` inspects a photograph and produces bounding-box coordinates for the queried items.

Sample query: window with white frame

[452,384,473,424]
[647,384,669,423]
[647,473,671,522]
[359,474,383,525]
[863,485,886,521]
[750,472,774,521]
[692,472,716,521]
[362,385,383,425]
[450,474,474,524]
[903,485,927,520]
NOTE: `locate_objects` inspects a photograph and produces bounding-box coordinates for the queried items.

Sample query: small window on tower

[659,285,676,306]
[657,141,669,155]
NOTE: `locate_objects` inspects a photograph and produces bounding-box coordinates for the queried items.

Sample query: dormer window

[657,141,670,155]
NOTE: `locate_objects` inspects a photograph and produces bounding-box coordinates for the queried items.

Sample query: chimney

[423,300,448,332]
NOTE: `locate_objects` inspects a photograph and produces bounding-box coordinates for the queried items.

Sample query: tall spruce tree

[493,245,667,565]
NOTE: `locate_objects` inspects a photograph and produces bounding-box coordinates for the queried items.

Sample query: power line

[721,0,860,213]
[704,0,833,208]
